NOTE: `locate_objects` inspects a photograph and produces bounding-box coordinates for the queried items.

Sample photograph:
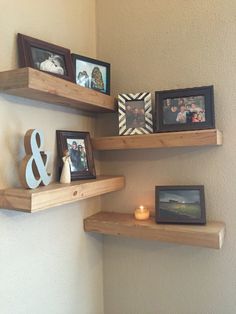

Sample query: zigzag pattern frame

[118,92,153,135]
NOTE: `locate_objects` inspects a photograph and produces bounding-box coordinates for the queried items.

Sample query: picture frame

[118,92,153,135]
[155,185,206,224]
[17,33,74,81]
[71,53,110,95]
[155,86,215,132]
[56,130,96,181]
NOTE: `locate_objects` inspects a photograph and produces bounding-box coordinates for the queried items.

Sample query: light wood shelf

[0,176,125,213]
[91,129,222,151]
[0,67,115,112]
[84,212,225,249]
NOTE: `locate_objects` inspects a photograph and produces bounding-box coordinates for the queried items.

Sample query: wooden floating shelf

[84,212,225,249]
[0,67,115,112]
[0,176,125,213]
[91,129,222,151]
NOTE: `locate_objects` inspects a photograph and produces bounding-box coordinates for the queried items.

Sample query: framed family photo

[56,130,96,181]
[17,33,74,81]
[155,86,215,132]
[155,186,206,224]
[118,92,153,135]
[72,54,110,95]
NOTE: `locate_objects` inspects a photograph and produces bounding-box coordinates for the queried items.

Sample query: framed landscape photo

[72,54,110,95]
[118,92,153,135]
[155,86,215,132]
[56,130,96,181]
[155,186,206,224]
[17,33,74,81]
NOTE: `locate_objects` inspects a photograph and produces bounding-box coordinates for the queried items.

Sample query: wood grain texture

[91,129,223,151]
[0,67,115,112]
[84,212,225,249]
[0,176,125,213]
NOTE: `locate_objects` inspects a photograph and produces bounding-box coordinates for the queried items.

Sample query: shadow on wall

[97,145,221,163]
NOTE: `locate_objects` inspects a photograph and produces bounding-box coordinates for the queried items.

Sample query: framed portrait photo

[155,86,215,132]
[155,186,206,225]
[72,54,110,95]
[118,92,153,135]
[17,33,74,81]
[56,130,96,181]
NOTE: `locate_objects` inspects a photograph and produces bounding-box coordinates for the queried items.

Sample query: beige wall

[0,1,104,314]
[96,1,236,314]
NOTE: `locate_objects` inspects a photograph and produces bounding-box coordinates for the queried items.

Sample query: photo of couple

[163,96,206,125]
[66,139,88,172]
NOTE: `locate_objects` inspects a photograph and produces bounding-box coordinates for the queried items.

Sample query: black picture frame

[71,53,110,95]
[56,130,96,181]
[155,185,206,224]
[17,33,74,81]
[155,86,215,132]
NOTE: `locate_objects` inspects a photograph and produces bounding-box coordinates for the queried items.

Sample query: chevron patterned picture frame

[118,92,153,135]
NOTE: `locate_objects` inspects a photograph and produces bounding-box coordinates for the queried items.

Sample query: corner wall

[96,1,236,313]
[0,1,103,314]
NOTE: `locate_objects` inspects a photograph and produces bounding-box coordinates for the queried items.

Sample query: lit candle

[134,205,150,220]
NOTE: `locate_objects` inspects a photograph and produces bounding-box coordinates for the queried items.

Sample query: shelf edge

[0,67,115,113]
[91,129,223,151]
[84,212,225,249]
[0,176,125,213]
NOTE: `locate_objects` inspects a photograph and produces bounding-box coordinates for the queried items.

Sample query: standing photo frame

[155,86,215,132]
[118,92,153,135]
[17,33,74,81]
[72,54,110,95]
[155,185,206,224]
[56,130,96,181]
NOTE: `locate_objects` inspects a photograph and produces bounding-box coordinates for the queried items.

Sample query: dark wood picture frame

[56,130,96,181]
[71,53,110,95]
[155,185,206,224]
[17,33,74,81]
[155,86,215,132]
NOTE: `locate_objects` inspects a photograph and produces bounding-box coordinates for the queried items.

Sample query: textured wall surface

[96,1,236,313]
[0,1,104,314]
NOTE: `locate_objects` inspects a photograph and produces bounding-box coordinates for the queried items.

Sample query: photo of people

[75,59,107,93]
[31,47,67,76]
[163,96,205,125]
[125,100,145,128]
[66,139,88,172]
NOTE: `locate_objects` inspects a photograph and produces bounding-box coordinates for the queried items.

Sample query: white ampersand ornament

[60,150,71,184]
[20,129,52,189]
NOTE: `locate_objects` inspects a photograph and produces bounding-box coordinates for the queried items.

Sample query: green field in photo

[160,201,201,219]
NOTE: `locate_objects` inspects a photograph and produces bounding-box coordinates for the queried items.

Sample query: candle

[134,205,150,220]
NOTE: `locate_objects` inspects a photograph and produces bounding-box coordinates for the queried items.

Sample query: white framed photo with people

[118,92,153,135]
